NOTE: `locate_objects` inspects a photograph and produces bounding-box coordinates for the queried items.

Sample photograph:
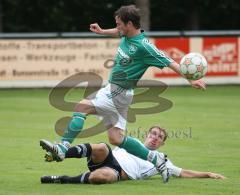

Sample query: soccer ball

[180,53,208,80]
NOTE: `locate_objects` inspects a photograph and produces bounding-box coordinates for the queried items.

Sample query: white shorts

[90,83,133,130]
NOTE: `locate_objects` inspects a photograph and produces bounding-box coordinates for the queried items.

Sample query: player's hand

[90,23,103,34]
[208,172,226,179]
[188,79,206,90]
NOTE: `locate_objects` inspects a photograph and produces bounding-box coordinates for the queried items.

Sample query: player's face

[145,128,165,150]
[115,16,129,36]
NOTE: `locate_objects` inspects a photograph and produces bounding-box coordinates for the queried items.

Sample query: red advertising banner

[203,37,238,76]
[153,38,190,78]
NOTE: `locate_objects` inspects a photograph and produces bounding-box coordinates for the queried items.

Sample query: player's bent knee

[91,143,109,161]
[108,128,124,146]
[97,143,109,153]
[108,136,122,146]
[89,168,118,184]
[74,99,95,114]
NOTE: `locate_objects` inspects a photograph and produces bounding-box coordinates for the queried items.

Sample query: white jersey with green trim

[112,147,182,180]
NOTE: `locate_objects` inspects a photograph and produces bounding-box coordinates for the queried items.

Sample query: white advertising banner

[0,39,119,81]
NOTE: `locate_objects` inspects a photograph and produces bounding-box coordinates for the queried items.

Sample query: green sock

[119,136,157,165]
[61,112,86,144]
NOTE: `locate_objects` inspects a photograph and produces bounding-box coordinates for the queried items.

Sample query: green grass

[0,86,239,195]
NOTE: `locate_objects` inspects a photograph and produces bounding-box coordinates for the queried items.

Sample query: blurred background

[1,0,240,32]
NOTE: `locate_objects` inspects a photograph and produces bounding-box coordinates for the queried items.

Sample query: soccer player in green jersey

[40,5,206,183]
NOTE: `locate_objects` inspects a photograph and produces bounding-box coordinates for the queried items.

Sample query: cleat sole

[40,139,62,162]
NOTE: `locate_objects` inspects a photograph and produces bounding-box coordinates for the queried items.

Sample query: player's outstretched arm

[90,23,119,37]
[168,62,206,90]
[180,169,226,179]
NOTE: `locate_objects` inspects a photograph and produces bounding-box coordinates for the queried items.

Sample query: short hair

[114,5,141,29]
[148,126,168,142]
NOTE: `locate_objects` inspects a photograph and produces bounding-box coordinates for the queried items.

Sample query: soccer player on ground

[40,5,206,183]
[41,126,225,184]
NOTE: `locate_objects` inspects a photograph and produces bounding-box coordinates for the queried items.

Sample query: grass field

[0,86,239,195]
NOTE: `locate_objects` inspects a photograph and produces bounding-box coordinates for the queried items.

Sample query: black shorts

[87,144,122,180]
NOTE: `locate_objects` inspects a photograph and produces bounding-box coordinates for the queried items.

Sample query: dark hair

[114,5,141,29]
[148,126,168,142]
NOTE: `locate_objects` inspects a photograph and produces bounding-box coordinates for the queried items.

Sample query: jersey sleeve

[166,159,182,177]
[141,38,173,69]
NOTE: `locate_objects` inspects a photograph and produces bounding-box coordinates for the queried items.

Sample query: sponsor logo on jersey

[129,44,137,54]
[118,47,130,59]
[117,47,132,66]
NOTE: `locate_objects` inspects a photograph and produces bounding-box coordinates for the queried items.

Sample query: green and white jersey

[113,147,182,180]
[109,32,173,89]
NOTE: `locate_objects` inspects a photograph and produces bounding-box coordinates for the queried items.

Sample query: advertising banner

[0,36,239,87]
[0,39,118,80]
[153,38,190,78]
[202,37,238,76]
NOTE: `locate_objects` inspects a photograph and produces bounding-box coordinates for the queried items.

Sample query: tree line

[0,0,239,32]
